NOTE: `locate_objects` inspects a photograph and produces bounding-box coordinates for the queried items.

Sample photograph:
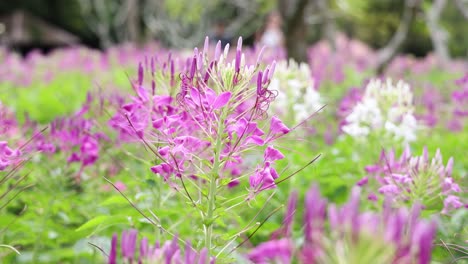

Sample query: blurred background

[0,0,466,62]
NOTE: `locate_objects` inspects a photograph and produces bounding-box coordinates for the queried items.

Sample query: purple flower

[107,230,214,264]
[363,147,464,213]
[107,38,291,234]
[80,135,99,166]
[138,62,144,86]
[450,74,468,130]
[235,37,242,74]
[121,229,138,260]
[109,234,117,264]
[270,116,290,136]
[151,163,174,181]
[442,195,463,214]
[303,185,326,244]
[0,141,21,171]
[356,176,368,186]
[249,163,279,192]
[247,238,293,264]
[368,193,378,201]
[212,92,231,109]
[249,185,437,264]
[249,146,285,194]
[139,237,148,263]
[411,221,437,264]
[378,184,401,195]
[264,146,284,162]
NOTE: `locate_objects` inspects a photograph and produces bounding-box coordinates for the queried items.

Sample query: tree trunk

[376,0,420,73]
[126,0,140,43]
[278,0,310,62]
[426,0,450,64]
[455,0,468,20]
[315,0,336,50]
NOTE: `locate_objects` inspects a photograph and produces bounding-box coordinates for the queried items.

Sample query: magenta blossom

[107,230,214,264]
[448,73,468,131]
[111,37,288,196]
[362,146,465,213]
[249,146,285,195]
[248,186,437,264]
[0,141,21,171]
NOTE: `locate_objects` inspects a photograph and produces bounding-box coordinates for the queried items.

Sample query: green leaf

[99,195,128,206]
[0,244,20,255]
[75,215,127,232]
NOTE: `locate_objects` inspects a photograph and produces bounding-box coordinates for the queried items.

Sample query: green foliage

[441,2,468,57]
[164,0,217,24]
[337,0,467,57]
[0,48,466,263]
[0,74,89,124]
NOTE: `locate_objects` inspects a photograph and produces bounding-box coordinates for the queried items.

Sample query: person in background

[210,20,231,47]
[257,11,285,48]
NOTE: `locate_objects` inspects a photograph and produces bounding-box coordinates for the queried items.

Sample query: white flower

[343,78,420,142]
[270,59,323,124]
[342,122,370,137]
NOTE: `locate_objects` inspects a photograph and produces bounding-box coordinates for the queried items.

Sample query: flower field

[0,36,466,263]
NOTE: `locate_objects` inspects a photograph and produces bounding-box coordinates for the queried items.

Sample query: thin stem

[205,109,227,253]
[224,200,246,212]
[228,205,283,255]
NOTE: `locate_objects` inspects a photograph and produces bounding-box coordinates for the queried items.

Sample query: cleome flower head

[0,102,22,171]
[0,141,21,171]
[269,59,323,124]
[107,229,214,264]
[448,73,468,131]
[362,147,465,214]
[0,101,19,138]
[342,79,420,143]
[110,37,289,194]
[248,186,437,264]
[50,94,105,169]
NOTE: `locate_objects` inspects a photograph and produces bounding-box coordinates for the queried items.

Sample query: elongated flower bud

[235,37,242,73]
[363,147,464,213]
[214,41,221,62]
[256,71,263,95]
[138,62,144,86]
[189,56,197,79]
[249,186,436,264]
[203,36,209,58]
[256,46,265,66]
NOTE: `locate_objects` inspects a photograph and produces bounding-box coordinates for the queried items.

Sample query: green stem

[205,111,227,254]
[33,196,55,262]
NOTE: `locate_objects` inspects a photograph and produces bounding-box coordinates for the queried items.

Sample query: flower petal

[212,92,231,109]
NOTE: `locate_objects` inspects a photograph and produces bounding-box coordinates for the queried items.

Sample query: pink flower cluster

[109,37,289,193]
[0,102,19,137]
[0,141,21,171]
[362,147,465,213]
[337,86,363,130]
[248,186,436,264]
[0,103,22,171]
[50,95,105,169]
[108,230,214,264]
[448,73,468,131]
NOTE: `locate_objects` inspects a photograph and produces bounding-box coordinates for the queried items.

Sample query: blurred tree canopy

[337,0,467,57]
[0,0,98,46]
[0,0,466,58]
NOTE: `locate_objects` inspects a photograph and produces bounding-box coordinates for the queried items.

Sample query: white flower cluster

[269,59,323,123]
[342,79,419,142]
